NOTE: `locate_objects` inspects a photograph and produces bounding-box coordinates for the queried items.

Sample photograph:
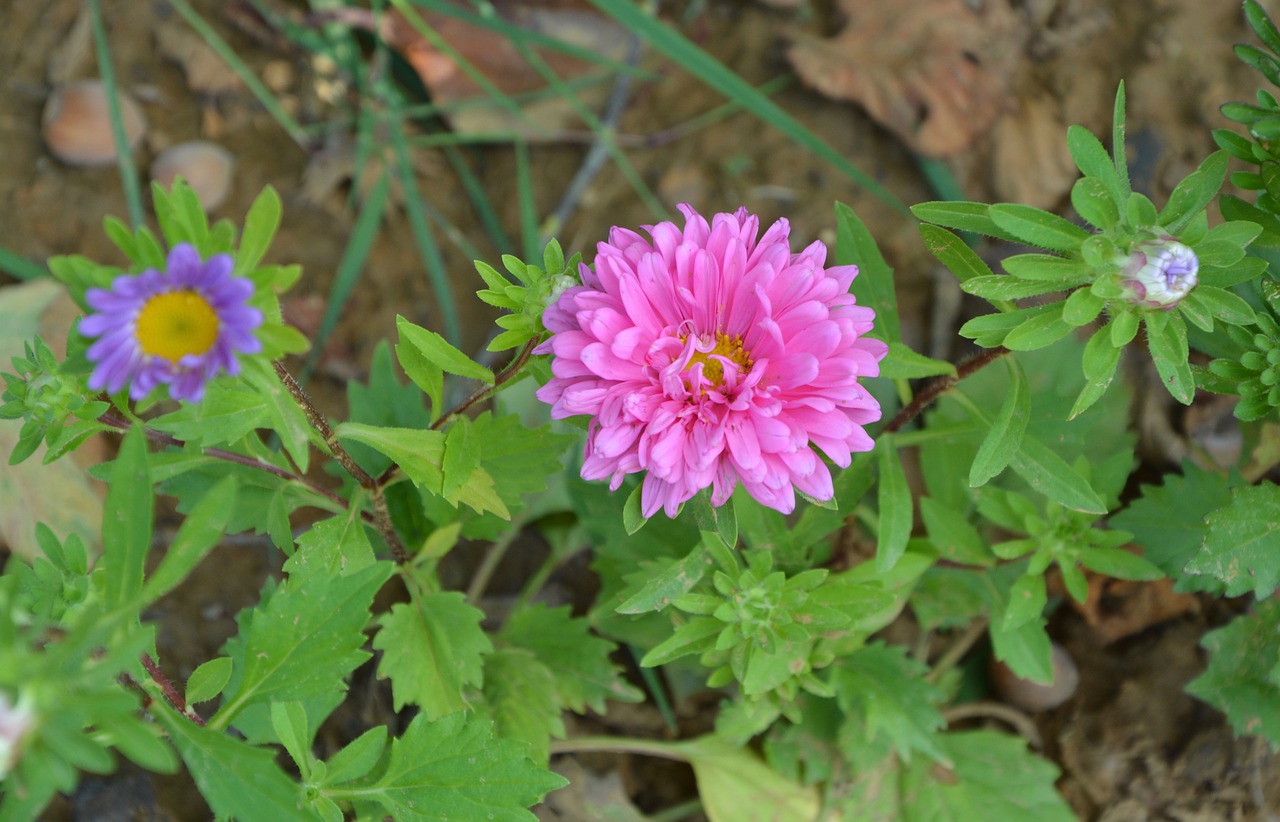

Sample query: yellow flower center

[685,332,753,385]
[135,290,220,363]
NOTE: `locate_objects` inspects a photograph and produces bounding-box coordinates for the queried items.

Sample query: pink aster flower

[536,205,887,517]
[80,243,263,403]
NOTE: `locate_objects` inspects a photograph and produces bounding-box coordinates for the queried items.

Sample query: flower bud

[0,692,36,779]
[1117,236,1198,310]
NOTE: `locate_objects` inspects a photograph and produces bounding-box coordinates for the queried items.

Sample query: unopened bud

[0,692,36,779]
[1118,236,1198,310]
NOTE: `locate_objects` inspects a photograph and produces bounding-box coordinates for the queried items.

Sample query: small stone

[42,79,147,168]
[151,141,234,211]
[992,642,1079,712]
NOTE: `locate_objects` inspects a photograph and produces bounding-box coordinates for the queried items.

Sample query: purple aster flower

[1118,235,1198,310]
[536,204,887,518]
[80,243,263,403]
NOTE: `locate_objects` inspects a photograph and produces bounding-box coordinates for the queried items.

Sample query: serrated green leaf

[213,560,393,728]
[396,316,494,383]
[155,705,310,821]
[442,417,479,500]
[679,735,820,822]
[236,186,282,277]
[970,357,1029,487]
[876,436,912,572]
[337,713,566,820]
[1111,463,1235,594]
[502,604,642,712]
[395,338,445,419]
[103,426,152,610]
[990,204,1089,252]
[374,591,493,717]
[1186,600,1280,748]
[148,381,271,446]
[833,643,949,765]
[242,357,314,473]
[482,648,564,764]
[1184,483,1280,597]
[186,656,234,705]
[837,202,900,344]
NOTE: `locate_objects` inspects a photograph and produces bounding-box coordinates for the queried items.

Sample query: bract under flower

[1118,235,1198,310]
[81,243,263,403]
[536,204,887,517]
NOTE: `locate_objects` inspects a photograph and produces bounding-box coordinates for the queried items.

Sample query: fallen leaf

[0,280,106,561]
[990,94,1077,210]
[788,0,1026,157]
[1062,568,1198,646]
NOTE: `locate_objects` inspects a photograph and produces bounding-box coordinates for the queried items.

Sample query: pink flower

[536,205,887,517]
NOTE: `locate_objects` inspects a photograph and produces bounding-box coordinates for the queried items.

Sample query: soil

[3,0,1280,819]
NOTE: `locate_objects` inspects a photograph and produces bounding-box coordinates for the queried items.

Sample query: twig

[139,652,205,726]
[549,736,690,762]
[465,526,521,606]
[97,411,361,519]
[273,362,409,564]
[883,346,1010,434]
[942,701,1042,748]
[925,618,989,684]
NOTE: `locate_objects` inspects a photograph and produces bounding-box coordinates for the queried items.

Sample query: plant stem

[883,346,1010,434]
[549,736,690,762]
[941,701,1042,748]
[273,361,409,564]
[430,338,539,432]
[97,411,359,519]
[925,618,988,684]
[465,526,522,606]
[139,652,205,726]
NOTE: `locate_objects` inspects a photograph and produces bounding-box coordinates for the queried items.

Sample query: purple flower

[536,205,887,517]
[1119,236,1198,310]
[81,243,263,403]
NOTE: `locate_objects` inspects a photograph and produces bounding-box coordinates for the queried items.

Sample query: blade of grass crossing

[515,141,541,262]
[0,247,48,281]
[587,0,909,215]
[87,0,144,228]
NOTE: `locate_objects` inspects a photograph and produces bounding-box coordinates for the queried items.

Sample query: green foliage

[374,591,492,717]
[1187,601,1280,749]
[475,240,582,352]
[832,643,948,765]
[1184,482,1280,597]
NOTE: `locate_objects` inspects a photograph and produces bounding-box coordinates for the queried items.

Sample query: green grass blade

[300,169,392,382]
[443,144,514,254]
[87,0,144,228]
[515,141,540,261]
[169,0,308,145]
[588,0,908,215]
[0,247,48,281]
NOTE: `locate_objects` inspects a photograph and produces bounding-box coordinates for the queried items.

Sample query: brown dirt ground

[3,0,1280,819]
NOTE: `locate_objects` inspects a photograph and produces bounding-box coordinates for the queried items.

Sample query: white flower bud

[1118,236,1198,310]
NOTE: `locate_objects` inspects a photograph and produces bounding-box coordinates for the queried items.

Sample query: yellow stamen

[135,290,219,363]
[684,332,752,385]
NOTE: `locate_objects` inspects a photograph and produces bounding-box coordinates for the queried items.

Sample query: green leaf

[1246,0,1280,58]
[910,201,1020,243]
[986,568,1055,684]
[1184,483,1280,597]
[1000,254,1094,284]
[213,560,394,728]
[286,513,377,577]
[186,656,234,705]
[242,357,314,473]
[154,705,310,821]
[1146,311,1194,404]
[1188,285,1257,326]
[1002,573,1048,632]
[876,436,913,572]
[140,476,237,604]
[837,202,900,344]
[148,381,272,446]
[1112,82,1132,202]
[103,426,153,610]
[236,186,282,277]
[396,315,495,383]
[878,342,956,379]
[989,204,1090,252]
[1067,124,1124,206]
[918,224,996,284]
[374,591,493,717]
[482,648,564,764]
[616,542,709,614]
[323,726,387,785]
[1062,287,1104,327]
[1158,151,1229,235]
[1002,303,1073,352]
[501,604,642,712]
[271,701,312,776]
[1078,547,1162,580]
[396,337,445,419]
[833,643,949,765]
[920,496,993,566]
[1186,600,1280,749]
[1069,325,1123,419]
[337,713,566,820]
[970,357,1030,487]
[961,275,1075,301]
[1008,437,1107,514]
[1071,176,1120,231]
[679,735,821,821]
[1111,462,1235,593]
[471,412,575,517]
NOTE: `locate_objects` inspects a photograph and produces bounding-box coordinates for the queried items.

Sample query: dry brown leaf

[1063,570,1198,646]
[990,94,1077,210]
[788,0,1026,157]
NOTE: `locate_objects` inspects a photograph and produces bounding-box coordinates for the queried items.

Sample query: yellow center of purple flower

[685,332,752,385]
[135,290,220,363]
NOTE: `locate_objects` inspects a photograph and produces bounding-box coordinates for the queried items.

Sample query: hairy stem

[273,362,409,564]
[431,338,539,432]
[139,652,205,726]
[883,346,1010,434]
